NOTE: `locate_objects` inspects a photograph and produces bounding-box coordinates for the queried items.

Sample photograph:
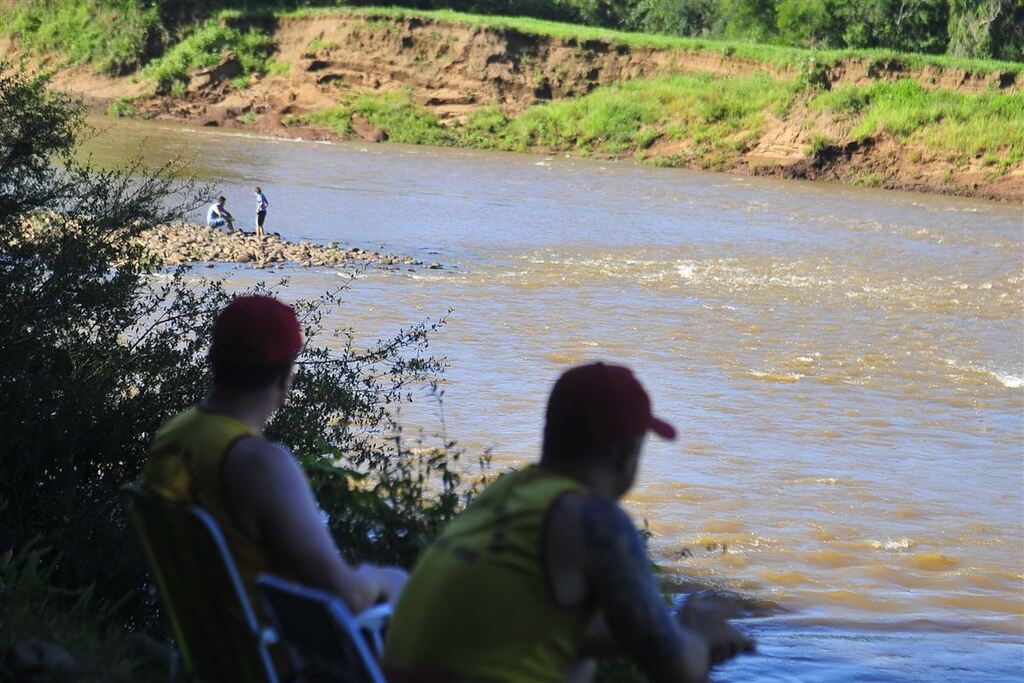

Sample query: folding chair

[121,482,279,683]
[256,574,391,683]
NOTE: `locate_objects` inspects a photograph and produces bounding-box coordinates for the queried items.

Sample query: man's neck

[539,458,619,500]
[200,387,274,434]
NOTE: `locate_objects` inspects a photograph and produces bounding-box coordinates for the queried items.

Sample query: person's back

[384,464,589,682]
[383,362,753,683]
[141,295,405,653]
[143,406,281,594]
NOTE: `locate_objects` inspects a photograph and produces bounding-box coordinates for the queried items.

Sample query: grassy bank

[811,80,1024,170]
[4,3,1022,79]
[292,73,1023,175]
[4,3,1022,198]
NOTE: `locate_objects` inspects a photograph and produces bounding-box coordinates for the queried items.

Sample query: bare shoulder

[224,437,305,491]
[580,496,642,555]
[548,494,639,568]
[545,490,591,605]
[547,489,590,532]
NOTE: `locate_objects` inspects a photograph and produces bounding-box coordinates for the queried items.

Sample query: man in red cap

[143,295,405,627]
[383,362,753,682]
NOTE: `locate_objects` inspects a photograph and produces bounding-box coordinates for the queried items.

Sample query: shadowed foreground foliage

[0,61,489,678]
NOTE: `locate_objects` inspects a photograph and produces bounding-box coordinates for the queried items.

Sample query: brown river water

[83,119,1024,681]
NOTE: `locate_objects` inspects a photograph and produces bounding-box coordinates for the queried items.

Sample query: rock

[6,639,76,676]
[351,112,388,143]
[428,263,443,269]
[128,223,433,271]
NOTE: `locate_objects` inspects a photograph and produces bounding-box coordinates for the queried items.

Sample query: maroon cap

[546,362,676,448]
[210,295,303,365]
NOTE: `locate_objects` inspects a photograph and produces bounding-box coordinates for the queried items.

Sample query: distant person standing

[207,196,234,232]
[254,186,269,239]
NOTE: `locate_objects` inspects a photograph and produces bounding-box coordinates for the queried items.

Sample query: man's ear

[278,363,295,395]
[614,435,644,473]
[613,440,634,473]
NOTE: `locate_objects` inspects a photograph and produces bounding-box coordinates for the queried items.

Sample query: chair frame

[121,482,279,683]
[256,574,390,683]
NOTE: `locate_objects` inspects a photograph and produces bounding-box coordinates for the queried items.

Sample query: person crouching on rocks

[254,186,269,239]
[207,195,235,232]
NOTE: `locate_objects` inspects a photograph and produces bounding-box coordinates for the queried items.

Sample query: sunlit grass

[304,90,451,146]
[0,0,160,74]
[499,72,800,167]
[141,19,275,92]
[813,80,1024,166]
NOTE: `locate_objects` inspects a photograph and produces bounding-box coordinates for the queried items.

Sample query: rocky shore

[142,222,433,270]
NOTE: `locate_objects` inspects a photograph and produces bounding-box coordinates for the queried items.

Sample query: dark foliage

[0,61,487,625]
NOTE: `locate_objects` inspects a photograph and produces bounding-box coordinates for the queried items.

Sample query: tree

[776,0,836,48]
[831,0,949,53]
[949,0,1024,60]
[630,0,721,36]
[720,0,778,42]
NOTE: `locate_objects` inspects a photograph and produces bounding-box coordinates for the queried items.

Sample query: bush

[0,0,165,75]
[106,96,137,117]
[0,61,486,629]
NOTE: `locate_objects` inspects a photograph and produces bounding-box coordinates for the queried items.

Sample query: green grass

[0,0,162,75]
[296,71,1023,179]
[106,96,136,118]
[267,5,1023,77]
[804,132,835,156]
[305,90,453,145]
[0,543,164,682]
[813,79,1024,167]
[500,72,800,167]
[299,72,800,169]
[140,19,275,92]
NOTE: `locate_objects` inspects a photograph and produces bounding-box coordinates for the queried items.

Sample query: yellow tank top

[141,407,279,599]
[383,464,591,683]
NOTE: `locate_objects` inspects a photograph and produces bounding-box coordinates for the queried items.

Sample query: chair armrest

[354,603,392,630]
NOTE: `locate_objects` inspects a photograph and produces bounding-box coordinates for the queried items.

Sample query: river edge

[81,90,1024,205]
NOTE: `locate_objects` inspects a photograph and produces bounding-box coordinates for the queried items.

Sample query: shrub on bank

[812,79,1024,168]
[305,89,455,145]
[141,19,275,92]
[0,58,485,650]
[0,0,164,75]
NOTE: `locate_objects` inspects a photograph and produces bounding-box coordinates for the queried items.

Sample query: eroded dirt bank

[9,13,1023,201]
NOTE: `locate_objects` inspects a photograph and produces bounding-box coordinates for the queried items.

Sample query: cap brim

[649,416,676,440]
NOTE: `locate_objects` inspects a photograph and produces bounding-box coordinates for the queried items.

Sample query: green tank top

[383,464,591,683]
[141,407,279,598]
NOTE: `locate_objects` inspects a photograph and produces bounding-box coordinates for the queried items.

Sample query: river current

[83,119,1024,681]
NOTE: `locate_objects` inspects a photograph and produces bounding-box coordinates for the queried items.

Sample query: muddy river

[83,119,1024,682]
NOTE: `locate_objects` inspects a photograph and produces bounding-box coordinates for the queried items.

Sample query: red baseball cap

[545,362,676,448]
[210,295,303,365]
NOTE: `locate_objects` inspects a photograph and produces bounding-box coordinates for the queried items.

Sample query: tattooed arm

[578,496,709,683]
